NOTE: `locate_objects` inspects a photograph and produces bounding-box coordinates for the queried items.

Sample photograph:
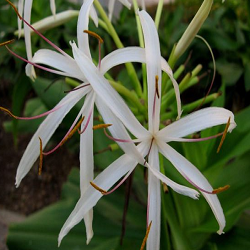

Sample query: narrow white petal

[71,42,149,139]
[147,144,160,250]
[108,0,115,20]
[96,96,147,164]
[89,5,98,27]
[24,0,36,79]
[157,141,225,233]
[18,0,24,38]
[158,107,236,141]
[80,92,96,244]
[77,0,94,58]
[50,0,56,16]
[138,10,162,133]
[32,49,85,80]
[118,0,131,9]
[15,85,91,187]
[58,142,149,245]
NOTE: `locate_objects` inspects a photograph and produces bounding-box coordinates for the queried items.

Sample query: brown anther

[140,221,152,250]
[84,30,104,44]
[163,183,169,193]
[38,137,43,176]
[90,181,107,195]
[5,0,22,19]
[93,123,112,130]
[155,75,160,99]
[217,117,231,153]
[0,107,17,119]
[60,116,85,147]
[0,39,15,47]
[212,185,230,194]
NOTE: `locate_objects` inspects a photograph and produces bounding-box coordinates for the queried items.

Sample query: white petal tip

[86,231,94,245]
[217,229,225,235]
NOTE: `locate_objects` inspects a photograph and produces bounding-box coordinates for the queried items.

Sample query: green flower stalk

[169,0,213,67]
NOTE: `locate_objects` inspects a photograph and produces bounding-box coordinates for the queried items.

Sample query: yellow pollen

[155,75,159,99]
[140,221,152,250]
[5,0,22,19]
[163,183,169,193]
[0,39,15,47]
[90,181,107,195]
[217,117,231,153]
[212,185,230,194]
[93,123,112,130]
[0,107,17,119]
[60,116,85,147]
[38,137,43,176]
[84,30,104,44]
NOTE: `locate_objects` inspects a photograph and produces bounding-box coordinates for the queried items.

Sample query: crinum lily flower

[57,10,236,249]
[3,0,180,244]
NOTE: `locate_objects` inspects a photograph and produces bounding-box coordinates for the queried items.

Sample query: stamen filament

[5,46,69,76]
[217,117,231,153]
[0,106,61,120]
[144,138,154,165]
[93,123,112,130]
[155,75,160,99]
[38,137,43,175]
[5,0,69,57]
[103,128,133,143]
[78,109,93,134]
[0,39,15,47]
[140,221,152,250]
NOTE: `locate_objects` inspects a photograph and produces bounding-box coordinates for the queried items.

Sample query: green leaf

[244,61,250,91]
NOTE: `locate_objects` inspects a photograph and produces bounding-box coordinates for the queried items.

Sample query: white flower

[57,10,236,249]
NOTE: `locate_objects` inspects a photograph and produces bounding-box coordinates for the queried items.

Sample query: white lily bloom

[57,10,236,249]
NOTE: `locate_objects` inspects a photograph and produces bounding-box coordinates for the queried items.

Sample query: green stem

[94,0,142,97]
[155,0,164,30]
[65,77,80,87]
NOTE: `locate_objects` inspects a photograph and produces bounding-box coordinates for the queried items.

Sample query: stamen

[93,123,112,130]
[5,0,69,57]
[212,185,230,194]
[43,116,85,156]
[64,84,90,93]
[60,116,85,147]
[0,39,15,47]
[38,137,43,175]
[103,128,133,143]
[0,106,61,120]
[78,109,93,134]
[217,117,231,153]
[163,183,169,193]
[140,221,152,250]
[90,181,107,195]
[155,75,160,99]
[84,30,103,69]
[84,30,104,44]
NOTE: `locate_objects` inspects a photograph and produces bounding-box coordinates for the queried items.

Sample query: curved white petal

[95,96,147,164]
[58,142,149,246]
[50,0,56,16]
[71,42,149,139]
[18,0,24,38]
[138,10,162,134]
[158,107,236,142]
[157,141,225,234]
[118,0,131,9]
[147,143,160,250]
[32,49,85,80]
[101,47,181,117]
[15,85,91,187]
[80,92,96,244]
[24,0,36,79]
[77,0,94,58]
